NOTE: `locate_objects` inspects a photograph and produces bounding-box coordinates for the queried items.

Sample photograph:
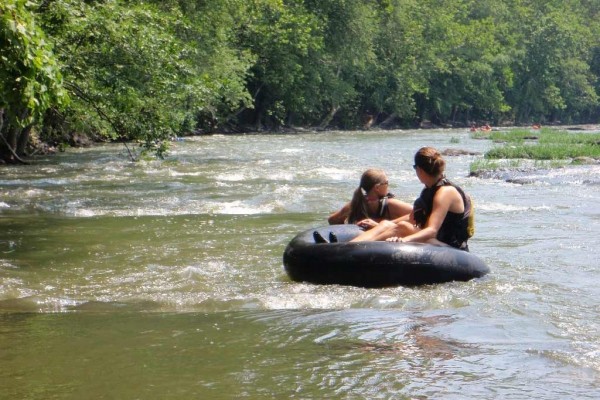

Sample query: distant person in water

[349,147,473,251]
[315,168,412,243]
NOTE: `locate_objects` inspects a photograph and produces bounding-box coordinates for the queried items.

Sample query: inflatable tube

[283,225,489,288]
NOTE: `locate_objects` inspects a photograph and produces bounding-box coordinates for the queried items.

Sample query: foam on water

[167,170,205,177]
[477,202,553,213]
[280,147,304,154]
[215,171,253,182]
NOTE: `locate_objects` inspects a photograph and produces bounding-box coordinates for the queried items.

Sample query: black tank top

[412,180,471,250]
[371,195,391,220]
[347,193,394,223]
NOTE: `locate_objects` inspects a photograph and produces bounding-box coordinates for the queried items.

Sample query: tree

[414,0,512,125]
[0,0,67,163]
[3,0,600,163]
[304,0,380,128]
[237,0,325,129]
[38,0,255,159]
[507,2,599,123]
[365,0,432,127]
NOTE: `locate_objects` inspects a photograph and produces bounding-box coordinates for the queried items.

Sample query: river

[1,129,599,399]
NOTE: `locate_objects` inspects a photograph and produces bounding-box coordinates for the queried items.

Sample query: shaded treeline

[2,0,600,161]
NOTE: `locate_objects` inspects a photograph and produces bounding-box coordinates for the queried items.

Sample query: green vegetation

[1,0,68,163]
[470,128,600,173]
[2,0,600,162]
[470,128,544,143]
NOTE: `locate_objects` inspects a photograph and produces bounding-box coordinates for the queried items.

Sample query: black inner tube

[283,225,490,288]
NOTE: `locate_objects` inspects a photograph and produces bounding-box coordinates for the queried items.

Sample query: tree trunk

[285,112,294,127]
[451,105,458,125]
[253,106,264,131]
[318,105,339,129]
[378,113,397,128]
[0,108,30,164]
[0,109,5,163]
[16,124,33,156]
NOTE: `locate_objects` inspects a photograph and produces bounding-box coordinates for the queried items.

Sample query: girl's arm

[328,202,351,224]
[388,198,413,219]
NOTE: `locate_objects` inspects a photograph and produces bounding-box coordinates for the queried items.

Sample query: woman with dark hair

[349,147,473,250]
[327,168,412,228]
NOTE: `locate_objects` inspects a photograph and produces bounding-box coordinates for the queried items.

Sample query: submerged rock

[441,148,481,156]
[572,156,599,165]
[469,168,535,182]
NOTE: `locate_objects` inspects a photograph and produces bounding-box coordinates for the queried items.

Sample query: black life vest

[412,179,472,250]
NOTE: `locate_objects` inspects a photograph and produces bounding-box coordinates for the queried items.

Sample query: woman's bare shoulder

[434,185,464,210]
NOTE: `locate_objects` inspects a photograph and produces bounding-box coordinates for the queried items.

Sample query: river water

[1,129,599,399]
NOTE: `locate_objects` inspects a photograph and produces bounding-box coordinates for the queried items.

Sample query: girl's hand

[356,219,377,230]
[386,236,403,242]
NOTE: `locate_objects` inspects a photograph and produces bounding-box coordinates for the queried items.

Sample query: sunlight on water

[477,202,553,212]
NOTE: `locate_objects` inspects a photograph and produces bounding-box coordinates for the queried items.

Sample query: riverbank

[211,122,600,135]
[14,122,600,164]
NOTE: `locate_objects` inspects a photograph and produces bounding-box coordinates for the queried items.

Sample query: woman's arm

[387,198,413,220]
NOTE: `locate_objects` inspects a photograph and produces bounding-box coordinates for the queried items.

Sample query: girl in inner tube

[327,168,412,228]
[349,147,473,251]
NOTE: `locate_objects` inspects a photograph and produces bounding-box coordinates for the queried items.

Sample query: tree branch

[64,82,137,161]
[0,113,30,165]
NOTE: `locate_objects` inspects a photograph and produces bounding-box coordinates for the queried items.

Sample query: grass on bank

[469,128,600,173]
